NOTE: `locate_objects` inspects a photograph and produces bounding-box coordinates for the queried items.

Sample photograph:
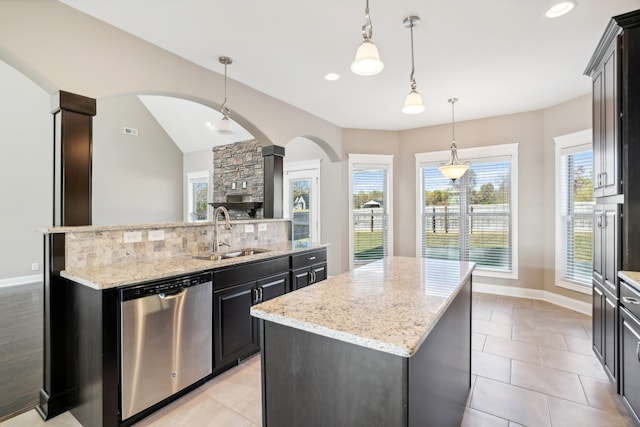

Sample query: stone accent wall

[212,139,263,219]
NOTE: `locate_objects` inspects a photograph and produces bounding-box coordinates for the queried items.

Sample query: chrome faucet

[213,206,232,253]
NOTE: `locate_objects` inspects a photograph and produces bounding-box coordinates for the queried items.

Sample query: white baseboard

[473,281,592,316]
[0,274,42,289]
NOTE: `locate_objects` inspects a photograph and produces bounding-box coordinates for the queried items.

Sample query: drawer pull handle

[637,342,640,363]
[307,256,316,261]
[622,297,640,305]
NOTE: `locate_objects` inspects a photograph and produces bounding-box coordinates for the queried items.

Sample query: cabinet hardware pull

[597,215,602,228]
[637,342,640,363]
[253,288,259,304]
[307,256,316,260]
[623,297,640,305]
[260,287,264,302]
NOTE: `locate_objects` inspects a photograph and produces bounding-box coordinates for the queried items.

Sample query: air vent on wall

[123,127,139,136]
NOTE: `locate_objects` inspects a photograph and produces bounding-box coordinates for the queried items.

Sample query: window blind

[421,158,512,273]
[560,148,593,286]
[352,166,389,265]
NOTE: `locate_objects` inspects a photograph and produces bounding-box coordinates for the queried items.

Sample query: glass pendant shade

[351,40,384,76]
[402,89,425,114]
[217,116,233,134]
[438,161,470,180]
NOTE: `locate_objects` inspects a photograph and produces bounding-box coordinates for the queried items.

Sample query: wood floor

[0,282,42,421]
[1,291,637,426]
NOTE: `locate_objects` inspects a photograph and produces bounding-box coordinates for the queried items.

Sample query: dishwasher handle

[159,288,186,299]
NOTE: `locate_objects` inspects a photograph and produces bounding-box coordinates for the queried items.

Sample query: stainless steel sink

[193,248,271,261]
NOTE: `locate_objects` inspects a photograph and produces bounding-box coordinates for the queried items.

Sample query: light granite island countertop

[251,256,475,427]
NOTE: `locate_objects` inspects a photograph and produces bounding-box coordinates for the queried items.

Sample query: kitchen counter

[619,271,640,290]
[252,257,474,427]
[251,256,474,357]
[61,241,327,290]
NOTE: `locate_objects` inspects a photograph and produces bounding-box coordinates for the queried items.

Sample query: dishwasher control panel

[120,272,212,301]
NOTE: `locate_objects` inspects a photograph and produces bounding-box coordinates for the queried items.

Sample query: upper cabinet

[585,9,640,271]
[591,40,620,198]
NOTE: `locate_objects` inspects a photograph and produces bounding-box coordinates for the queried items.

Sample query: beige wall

[543,94,592,303]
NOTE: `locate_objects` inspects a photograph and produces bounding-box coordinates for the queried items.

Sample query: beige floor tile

[472,332,487,351]
[472,350,511,383]
[470,377,551,427]
[539,347,609,380]
[476,300,514,314]
[534,318,590,339]
[495,295,534,309]
[474,308,494,321]
[580,376,629,414]
[472,318,513,339]
[199,365,260,409]
[461,407,509,426]
[563,334,594,356]
[484,335,541,365]
[511,325,567,351]
[0,410,81,427]
[241,354,261,371]
[548,396,635,427]
[227,388,262,425]
[490,310,518,325]
[511,360,587,404]
[473,292,498,302]
[134,390,253,427]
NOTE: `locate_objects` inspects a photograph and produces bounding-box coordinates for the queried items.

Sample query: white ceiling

[59,0,639,134]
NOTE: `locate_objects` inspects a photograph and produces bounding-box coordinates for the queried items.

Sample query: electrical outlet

[258,223,267,232]
[31,262,39,271]
[124,231,142,243]
[244,224,255,233]
[148,229,165,241]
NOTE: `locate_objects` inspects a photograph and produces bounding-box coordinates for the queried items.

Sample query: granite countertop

[619,271,640,290]
[251,257,475,358]
[61,241,327,290]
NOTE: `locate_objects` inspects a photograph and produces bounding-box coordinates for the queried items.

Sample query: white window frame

[554,129,593,295]
[283,159,322,244]
[187,170,210,222]
[348,154,394,271]
[415,143,519,280]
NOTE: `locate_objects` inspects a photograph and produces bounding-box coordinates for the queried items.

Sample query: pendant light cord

[450,98,456,142]
[362,0,373,40]
[409,21,416,90]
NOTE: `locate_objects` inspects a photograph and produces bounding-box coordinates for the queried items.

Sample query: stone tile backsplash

[64,220,291,270]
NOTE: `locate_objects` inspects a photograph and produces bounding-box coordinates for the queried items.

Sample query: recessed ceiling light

[324,73,340,81]
[545,1,576,18]
[206,121,213,128]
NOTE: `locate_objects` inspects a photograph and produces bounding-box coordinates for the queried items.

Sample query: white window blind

[420,154,514,274]
[352,165,389,266]
[559,147,593,286]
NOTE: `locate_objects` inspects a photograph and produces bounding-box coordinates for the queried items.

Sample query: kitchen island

[251,256,475,427]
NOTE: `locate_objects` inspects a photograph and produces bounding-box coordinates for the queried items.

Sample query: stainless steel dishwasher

[120,272,212,421]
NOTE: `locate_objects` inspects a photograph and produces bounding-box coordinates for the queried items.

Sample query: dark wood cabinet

[291,248,327,290]
[213,256,290,371]
[214,281,260,370]
[591,41,620,198]
[593,281,618,382]
[593,204,622,296]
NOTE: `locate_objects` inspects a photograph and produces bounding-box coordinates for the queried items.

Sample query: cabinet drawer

[214,256,289,290]
[291,249,326,269]
[621,280,640,319]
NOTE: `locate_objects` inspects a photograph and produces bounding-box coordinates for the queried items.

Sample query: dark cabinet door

[593,207,604,285]
[593,66,604,198]
[620,307,640,423]
[258,273,289,303]
[292,268,311,290]
[603,208,620,293]
[213,282,259,369]
[593,283,604,359]
[313,264,327,283]
[602,45,619,197]
[603,291,617,381]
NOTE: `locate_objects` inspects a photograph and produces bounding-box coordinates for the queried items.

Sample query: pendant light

[218,56,233,135]
[402,16,425,115]
[351,0,384,76]
[438,98,470,181]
